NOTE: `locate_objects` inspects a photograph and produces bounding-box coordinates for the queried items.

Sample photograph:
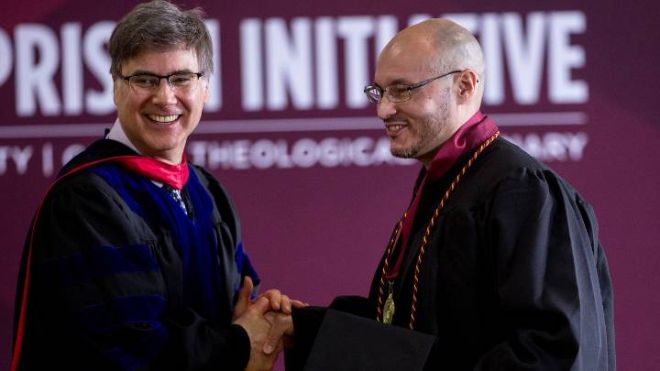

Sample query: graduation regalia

[288,113,615,371]
[13,138,259,370]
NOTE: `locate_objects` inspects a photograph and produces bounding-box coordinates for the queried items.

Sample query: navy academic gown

[13,139,259,370]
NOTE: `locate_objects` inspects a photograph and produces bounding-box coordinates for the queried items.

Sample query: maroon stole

[385,112,499,280]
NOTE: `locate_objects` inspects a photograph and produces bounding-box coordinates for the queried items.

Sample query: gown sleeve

[16,173,250,370]
[286,298,436,371]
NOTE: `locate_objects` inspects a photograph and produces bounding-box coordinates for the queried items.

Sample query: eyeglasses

[363,70,462,104]
[119,72,204,94]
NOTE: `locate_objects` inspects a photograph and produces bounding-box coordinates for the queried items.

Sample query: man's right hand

[232,277,286,371]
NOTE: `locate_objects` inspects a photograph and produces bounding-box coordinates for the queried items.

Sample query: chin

[391,148,416,159]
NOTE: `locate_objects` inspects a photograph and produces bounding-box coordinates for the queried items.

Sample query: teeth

[388,124,403,131]
[148,114,178,123]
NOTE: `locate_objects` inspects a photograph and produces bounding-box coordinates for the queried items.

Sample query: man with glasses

[12,1,300,370]
[276,18,615,370]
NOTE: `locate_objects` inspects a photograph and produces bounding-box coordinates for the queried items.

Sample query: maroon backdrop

[1,1,658,369]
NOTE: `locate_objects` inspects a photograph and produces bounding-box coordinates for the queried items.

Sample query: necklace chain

[376,131,500,329]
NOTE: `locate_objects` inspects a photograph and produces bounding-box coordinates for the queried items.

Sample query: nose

[376,95,397,121]
[152,79,177,105]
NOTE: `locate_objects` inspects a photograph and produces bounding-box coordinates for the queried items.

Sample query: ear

[456,69,479,103]
[202,78,210,104]
[112,77,120,106]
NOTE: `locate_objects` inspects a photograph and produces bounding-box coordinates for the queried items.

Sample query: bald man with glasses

[269,18,615,371]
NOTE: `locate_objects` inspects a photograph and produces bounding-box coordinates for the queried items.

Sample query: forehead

[374,36,438,85]
[121,48,200,74]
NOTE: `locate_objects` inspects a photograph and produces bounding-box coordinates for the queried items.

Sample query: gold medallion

[383,290,395,324]
[375,132,500,330]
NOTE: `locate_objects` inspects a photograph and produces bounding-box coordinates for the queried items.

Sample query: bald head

[379,18,485,105]
[373,19,487,165]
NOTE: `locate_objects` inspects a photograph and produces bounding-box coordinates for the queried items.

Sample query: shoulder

[31,169,148,261]
[481,137,548,176]
[58,138,137,176]
[41,161,146,237]
[472,137,574,192]
[452,137,585,211]
[48,166,117,205]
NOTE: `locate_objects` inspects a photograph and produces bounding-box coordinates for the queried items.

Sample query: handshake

[232,277,306,371]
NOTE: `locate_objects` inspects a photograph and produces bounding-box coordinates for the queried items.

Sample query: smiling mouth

[385,123,407,136]
[147,114,180,124]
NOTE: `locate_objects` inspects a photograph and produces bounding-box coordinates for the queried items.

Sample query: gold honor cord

[376,131,500,330]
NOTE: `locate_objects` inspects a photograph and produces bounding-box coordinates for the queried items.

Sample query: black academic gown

[288,137,615,371]
[13,139,255,370]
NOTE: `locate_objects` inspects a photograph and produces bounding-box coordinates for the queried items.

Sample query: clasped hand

[232,277,305,371]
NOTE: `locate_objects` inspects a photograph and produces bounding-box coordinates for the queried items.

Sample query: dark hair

[109,0,212,77]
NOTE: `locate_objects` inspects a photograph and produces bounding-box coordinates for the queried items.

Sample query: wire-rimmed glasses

[363,70,462,104]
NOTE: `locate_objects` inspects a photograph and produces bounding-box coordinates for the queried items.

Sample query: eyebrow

[375,78,414,87]
[126,68,195,76]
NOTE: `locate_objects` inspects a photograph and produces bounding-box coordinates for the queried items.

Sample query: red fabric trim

[117,154,189,190]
